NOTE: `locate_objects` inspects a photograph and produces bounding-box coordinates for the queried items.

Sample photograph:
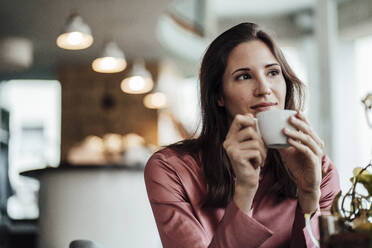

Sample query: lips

[251,102,278,112]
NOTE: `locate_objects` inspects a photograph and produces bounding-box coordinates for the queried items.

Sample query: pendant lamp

[143,92,167,109]
[92,41,127,73]
[120,60,154,94]
[56,13,93,50]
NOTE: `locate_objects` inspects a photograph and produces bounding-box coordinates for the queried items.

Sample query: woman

[144,23,340,248]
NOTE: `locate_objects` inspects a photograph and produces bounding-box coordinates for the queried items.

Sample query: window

[355,36,372,166]
[0,80,61,219]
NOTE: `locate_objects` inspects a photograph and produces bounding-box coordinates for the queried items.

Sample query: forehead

[225,40,279,72]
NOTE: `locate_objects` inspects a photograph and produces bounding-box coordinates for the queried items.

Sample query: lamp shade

[143,92,167,109]
[0,37,33,71]
[92,41,127,73]
[57,13,93,50]
[121,60,154,94]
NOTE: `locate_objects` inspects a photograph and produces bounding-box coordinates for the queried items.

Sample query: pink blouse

[144,148,340,248]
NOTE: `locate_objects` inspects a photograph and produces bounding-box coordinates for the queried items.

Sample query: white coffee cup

[255,109,297,149]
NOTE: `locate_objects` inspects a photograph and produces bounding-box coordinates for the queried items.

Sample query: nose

[253,75,271,97]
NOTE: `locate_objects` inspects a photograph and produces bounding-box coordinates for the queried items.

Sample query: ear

[217,96,224,107]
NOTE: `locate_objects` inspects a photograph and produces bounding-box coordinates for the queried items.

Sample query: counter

[22,164,161,248]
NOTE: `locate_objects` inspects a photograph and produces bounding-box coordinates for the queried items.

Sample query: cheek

[278,82,287,106]
[225,85,245,101]
[221,83,255,114]
[225,94,252,114]
[270,78,286,106]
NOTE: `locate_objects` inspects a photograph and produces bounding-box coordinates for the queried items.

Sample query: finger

[238,140,267,166]
[289,114,324,149]
[287,137,316,158]
[295,112,324,148]
[295,111,309,124]
[289,115,311,134]
[228,141,266,168]
[237,128,267,160]
[245,149,263,169]
[230,148,262,169]
[239,140,266,153]
[236,126,260,142]
[228,114,256,135]
[283,128,323,156]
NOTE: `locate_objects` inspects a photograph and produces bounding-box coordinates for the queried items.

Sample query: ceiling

[0,0,316,75]
[0,0,173,72]
[213,0,314,18]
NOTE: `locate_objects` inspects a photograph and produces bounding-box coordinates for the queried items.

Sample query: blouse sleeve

[290,155,341,248]
[144,151,273,248]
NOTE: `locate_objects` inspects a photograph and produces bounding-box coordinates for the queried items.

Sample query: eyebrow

[231,63,280,75]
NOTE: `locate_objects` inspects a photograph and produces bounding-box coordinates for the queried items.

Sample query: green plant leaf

[357,174,372,195]
[353,167,371,176]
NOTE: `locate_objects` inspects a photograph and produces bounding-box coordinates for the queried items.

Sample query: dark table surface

[20,162,144,178]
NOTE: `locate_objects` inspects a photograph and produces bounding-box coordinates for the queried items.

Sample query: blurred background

[0,0,372,247]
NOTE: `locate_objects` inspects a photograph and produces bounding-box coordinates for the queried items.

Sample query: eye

[268,69,280,77]
[236,73,252,81]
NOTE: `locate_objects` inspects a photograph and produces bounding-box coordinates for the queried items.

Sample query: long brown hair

[170,23,306,208]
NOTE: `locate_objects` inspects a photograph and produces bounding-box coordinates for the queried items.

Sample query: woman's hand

[223,114,267,212]
[279,111,324,213]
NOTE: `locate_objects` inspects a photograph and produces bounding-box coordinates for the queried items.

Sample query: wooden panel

[58,62,158,161]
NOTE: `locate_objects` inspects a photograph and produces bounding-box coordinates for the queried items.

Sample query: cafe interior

[0,0,372,247]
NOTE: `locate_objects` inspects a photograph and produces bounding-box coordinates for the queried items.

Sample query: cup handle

[253,118,261,136]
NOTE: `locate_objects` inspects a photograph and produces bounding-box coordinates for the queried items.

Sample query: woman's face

[219,40,287,118]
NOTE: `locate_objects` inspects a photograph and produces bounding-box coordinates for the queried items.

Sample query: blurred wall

[58,63,159,162]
